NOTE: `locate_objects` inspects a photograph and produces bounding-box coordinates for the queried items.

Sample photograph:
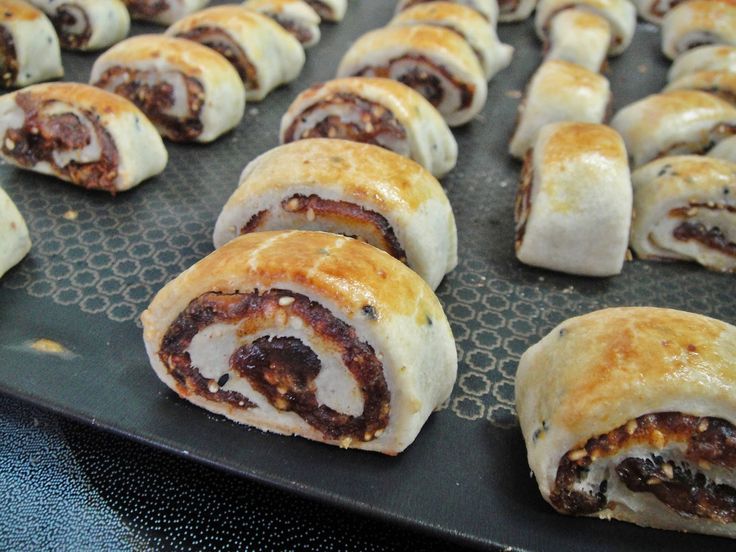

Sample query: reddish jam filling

[50,3,92,49]
[513,150,534,250]
[551,412,736,522]
[159,290,390,441]
[93,66,204,142]
[2,92,120,192]
[282,92,407,146]
[0,26,17,87]
[124,0,169,18]
[354,54,474,111]
[174,27,259,90]
[240,194,407,263]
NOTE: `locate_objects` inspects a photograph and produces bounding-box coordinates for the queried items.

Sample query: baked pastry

[708,135,736,162]
[514,122,631,277]
[242,0,321,48]
[26,0,129,51]
[611,90,736,168]
[535,0,636,55]
[0,0,63,88]
[213,139,458,290]
[166,6,305,101]
[516,306,736,538]
[122,0,208,25]
[632,0,684,24]
[336,25,487,127]
[394,0,498,24]
[0,186,31,278]
[630,155,736,272]
[665,71,736,106]
[389,2,514,81]
[279,77,457,178]
[303,0,345,21]
[498,0,537,22]
[544,9,611,72]
[141,230,458,455]
[509,60,611,159]
[668,45,736,82]
[90,35,246,143]
[661,0,736,60]
[0,83,167,193]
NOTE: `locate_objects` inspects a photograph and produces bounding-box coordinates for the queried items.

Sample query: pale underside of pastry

[545,9,612,73]
[516,306,736,538]
[141,230,458,455]
[279,77,458,178]
[0,186,31,278]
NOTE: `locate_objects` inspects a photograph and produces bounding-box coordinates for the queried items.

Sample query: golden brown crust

[0,0,44,21]
[144,230,444,326]
[13,82,142,116]
[397,1,489,25]
[235,139,443,211]
[540,122,626,167]
[94,35,232,78]
[168,4,289,36]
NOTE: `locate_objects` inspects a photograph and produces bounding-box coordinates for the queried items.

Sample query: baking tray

[1,1,734,550]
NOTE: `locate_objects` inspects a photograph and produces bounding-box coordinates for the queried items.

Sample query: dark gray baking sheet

[1,1,734,550]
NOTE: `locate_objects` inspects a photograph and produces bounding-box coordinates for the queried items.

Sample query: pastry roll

[166,6,305,102]
[708,135,736,162]
[303,0,345,21]
[0,186,30,279]
[90,35,246,143]
[141,230,458,455]
[389,2,514,81]
[668,45,736,82]
[535,0,636,55]
[394,0,499,24]
[122,0,208,25]
[279,77,457,178]
[631,155,736,272]
[0,0,63,88]
[514,122,631,277]
[611,90,736,168]
[665,71,736,106]
[213,139,458,290]
[661,0,736,60]
[27,0,130,51]
[516,306,736,538]
[336,26,487,127]
[509,60,611,159]
[544,9,611,73]
[242,0,321,48]
[632,0,684,25]
[0,83,167,193]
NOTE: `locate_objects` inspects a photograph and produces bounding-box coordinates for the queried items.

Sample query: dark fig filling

[551,412,736,523]
[513,150,534,250]
[282,92,408,150]
[271,13,313,44]
[50,3,92,49]
[159,290,390,441]
[124,0,169,18]
[240,194,407,263]
[304,0,334,20]
[353,54,474,111]
[0,25,17,87]
[93,66,205,142]
[174,27,259,91]
[2,92,120,192]
[650,0,685,17]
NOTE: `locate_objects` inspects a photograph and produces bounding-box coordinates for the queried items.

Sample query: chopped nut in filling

[49,3,92,49]
[669,202,736,257]
[93,66,205,142]
[1,92,120,192]
[551,412,736,522]
[159,290,391,441]
[240,194,407,263]
[0,26,18,87]
[283,92,410,156]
